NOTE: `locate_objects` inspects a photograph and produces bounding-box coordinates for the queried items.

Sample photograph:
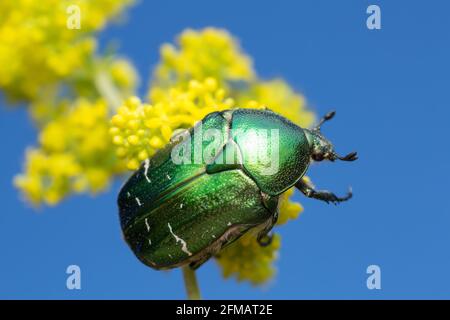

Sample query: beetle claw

[337,187,353,203]
[257,233,273,247]
[329,187,353,205]
[338,152,358,161]
[314,110,336,131]
[324,110,336,121]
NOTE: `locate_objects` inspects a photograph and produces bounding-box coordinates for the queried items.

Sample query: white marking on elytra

[167,222,192,256]
[144,218,150,232]
[180,203,184,209]
[135,197,142,206]
[166,174,171,180]
[143,159,151,183]
[148,239,152,246]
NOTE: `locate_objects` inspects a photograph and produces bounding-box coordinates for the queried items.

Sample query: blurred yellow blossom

[216,232,281,285]
[29,98,71,126]
[154,28,255,87]
[216,187,303,284]
[109,58,138,95]
[236,79,315,128]
[0,0,133,101]
[29,55,138,126]
[277,187,304,225]
[14,149,82,205]
[110,78,235,170]
[15,99,125,205]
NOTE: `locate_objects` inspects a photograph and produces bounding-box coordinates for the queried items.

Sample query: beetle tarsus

[257,233,273,247]
[314,110,336,131]
[337,151,358,161]
[296,180,353,205]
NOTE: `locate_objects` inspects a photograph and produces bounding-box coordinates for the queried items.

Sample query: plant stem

[94,70,122,110]
[182,266,201,300]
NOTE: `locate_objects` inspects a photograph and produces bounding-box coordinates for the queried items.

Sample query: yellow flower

[277,187,303,225]
[15,99,125,205]
[14,149,82,205]
[109,58,138,95]
[0,0,133,101]
[215,187,303,284]
[236,79,315,128]
[110,78,235,170]
[216,232,281,285]
[154,28,255,87]
[29,99,71,126]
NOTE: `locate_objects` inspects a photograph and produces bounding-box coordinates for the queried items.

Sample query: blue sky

[1,0,449,299]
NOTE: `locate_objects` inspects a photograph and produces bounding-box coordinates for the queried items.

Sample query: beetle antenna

[336,151,358,161]
[314,110,336,131]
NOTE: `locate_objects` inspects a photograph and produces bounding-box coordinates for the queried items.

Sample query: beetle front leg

[295,179,352,205]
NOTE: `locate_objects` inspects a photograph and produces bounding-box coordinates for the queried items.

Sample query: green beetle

[118,108,357,270]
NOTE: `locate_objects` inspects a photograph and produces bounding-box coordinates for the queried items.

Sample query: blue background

[1,0,449,299]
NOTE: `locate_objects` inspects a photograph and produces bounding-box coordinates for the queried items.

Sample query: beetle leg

[189,254,212,270]
[190,225,252,269]
[257,232,273,247]
[256,209,278,247]
[295,179,352,205]
[314,110,336,131]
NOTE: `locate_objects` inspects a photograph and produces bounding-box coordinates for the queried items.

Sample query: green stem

[94,70,122,110]
[182,266,201,300]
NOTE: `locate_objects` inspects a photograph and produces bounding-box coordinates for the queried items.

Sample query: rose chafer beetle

[118,108,357,270]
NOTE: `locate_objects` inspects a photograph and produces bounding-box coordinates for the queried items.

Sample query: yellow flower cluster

[216,188,302,284]
[29,56,138,126]
[110,78,235,170]
[0,0,133,101]
[15,99,124,205]
[109,59,138,95]
[9,1,138,205]
[216,232,281,285]
[154,28,255,87]
[236,79,315,129]
[277,187,303,225]
[14,149,82,205]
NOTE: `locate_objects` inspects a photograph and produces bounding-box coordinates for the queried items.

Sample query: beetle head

[305,111,358,163]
